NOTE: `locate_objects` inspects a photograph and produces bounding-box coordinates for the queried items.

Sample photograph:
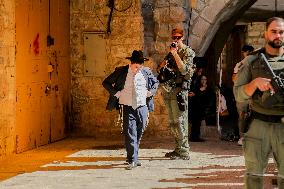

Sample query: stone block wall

[0,0,16,157]
[70,0,171,138]
[190,0,255,55]
[153,0,192,62]
[246,22,266,49]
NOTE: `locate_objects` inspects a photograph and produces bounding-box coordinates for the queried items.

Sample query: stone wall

[153,0,191,62]
[142,0,155,57]
[70,0,170,138]
[246,22,266,49]
[190,0,230,54]
[0,0,16,157]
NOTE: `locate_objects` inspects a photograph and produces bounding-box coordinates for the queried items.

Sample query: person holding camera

[157,27,195,160]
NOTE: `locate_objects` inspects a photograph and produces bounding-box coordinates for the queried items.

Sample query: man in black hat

[102,50,159,170]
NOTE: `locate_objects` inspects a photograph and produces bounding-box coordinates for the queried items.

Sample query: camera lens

[171,43,176,48]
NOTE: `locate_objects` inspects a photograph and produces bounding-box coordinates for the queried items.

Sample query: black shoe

[170,154,190,160]
[165,151,178,157]
[126,162,137,170]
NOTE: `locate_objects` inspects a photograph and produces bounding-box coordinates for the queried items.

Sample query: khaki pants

[243,119,284,189]
[162,88,189,156]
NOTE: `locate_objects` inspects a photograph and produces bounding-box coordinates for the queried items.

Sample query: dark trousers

[190,116,202,140]
[122,105,149,163]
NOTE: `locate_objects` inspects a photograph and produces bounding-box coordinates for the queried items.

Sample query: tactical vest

[248,50,284,115]
[160,46,195,92]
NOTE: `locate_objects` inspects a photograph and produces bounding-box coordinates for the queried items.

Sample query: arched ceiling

[239,0,284,23]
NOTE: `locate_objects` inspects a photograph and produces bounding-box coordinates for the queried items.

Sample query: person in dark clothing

[188,67,204,124]
[189,75,216,142]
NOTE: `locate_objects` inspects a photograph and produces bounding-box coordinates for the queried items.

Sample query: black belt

[251,111,283,123]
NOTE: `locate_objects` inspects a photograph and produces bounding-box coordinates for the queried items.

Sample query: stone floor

[0,135,278,189]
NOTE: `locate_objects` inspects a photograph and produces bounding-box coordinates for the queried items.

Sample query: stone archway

[191,0,257,56]
[150,0,257,74]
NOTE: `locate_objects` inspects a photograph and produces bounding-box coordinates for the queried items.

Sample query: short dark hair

[242,44,254,52]
[266,17,284,30]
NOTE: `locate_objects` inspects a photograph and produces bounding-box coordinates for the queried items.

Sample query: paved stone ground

[0,135,278,189]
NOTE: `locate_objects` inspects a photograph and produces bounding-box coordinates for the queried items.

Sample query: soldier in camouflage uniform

[234,17,284,189]
[157,28,195,160]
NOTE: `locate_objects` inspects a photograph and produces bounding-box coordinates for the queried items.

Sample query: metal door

[15,0,70,153]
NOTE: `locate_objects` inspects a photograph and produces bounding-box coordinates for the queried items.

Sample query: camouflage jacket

[163,44,195,91]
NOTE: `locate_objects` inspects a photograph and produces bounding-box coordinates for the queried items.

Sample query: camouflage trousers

[162,88,189,156]
[243,119,284,189]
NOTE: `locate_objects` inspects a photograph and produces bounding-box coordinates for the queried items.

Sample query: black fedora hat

[126,50,149,64]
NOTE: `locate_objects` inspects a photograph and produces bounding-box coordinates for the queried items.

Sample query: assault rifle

[260,53,284,107]
[260,53,284,90]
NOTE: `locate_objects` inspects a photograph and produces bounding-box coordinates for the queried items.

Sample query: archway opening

[202,0,284,139]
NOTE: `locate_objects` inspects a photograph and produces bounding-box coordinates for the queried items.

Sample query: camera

[157,52,177,83]
[164,52,176,69]
[170,42,177,48]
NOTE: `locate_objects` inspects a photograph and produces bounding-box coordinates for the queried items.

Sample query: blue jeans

[122,105,149,163]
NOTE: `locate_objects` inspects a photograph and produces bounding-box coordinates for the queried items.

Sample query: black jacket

[102,65,159,112]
